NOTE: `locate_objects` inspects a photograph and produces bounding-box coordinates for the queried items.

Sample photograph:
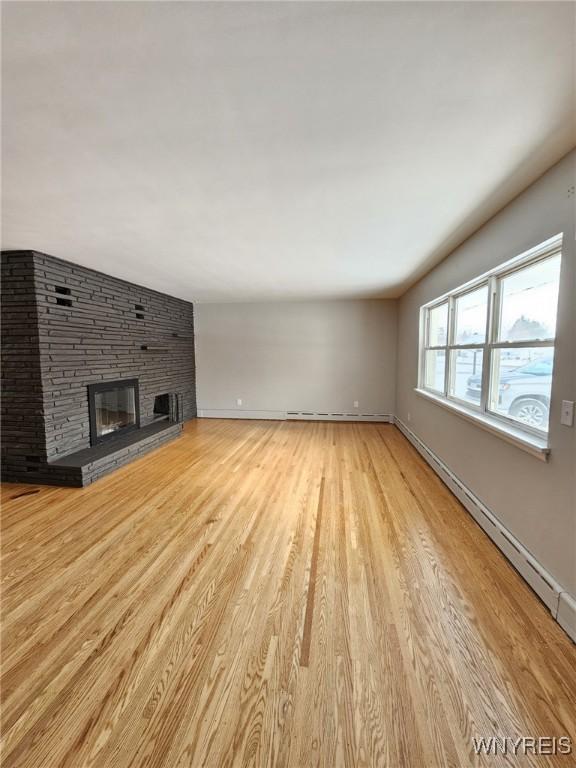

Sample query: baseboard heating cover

[287,412,392,423]
[198,409,393,423]
[394,417,575,644]
[557,592,576,642]
[198,409,286,420]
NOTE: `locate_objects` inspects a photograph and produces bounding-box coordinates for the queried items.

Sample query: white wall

[195,300,397,417]
[396,150,576,595]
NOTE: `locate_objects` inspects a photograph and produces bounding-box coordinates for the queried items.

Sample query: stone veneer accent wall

[1,250,196,484]
[1,252,46,475]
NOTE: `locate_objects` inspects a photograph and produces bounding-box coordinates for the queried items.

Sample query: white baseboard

[394,417,575,643]
[557,592,576,643]
[287,411,392,423]
[197,409,393,423]
[198,409,286,420]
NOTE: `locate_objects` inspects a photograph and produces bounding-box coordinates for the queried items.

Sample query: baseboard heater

[287,411,392,423]
[394,417,575,644]
[198,409,393,423]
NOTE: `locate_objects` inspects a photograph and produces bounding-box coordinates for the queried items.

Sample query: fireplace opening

[153,394,170,421]
[152,393,183,423]
[88,379,140,446]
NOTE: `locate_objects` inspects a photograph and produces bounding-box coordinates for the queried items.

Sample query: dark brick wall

[1,250,196,482]
[1,252,47,479]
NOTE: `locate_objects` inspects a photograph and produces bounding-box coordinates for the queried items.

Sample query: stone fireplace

[1,250,197,486]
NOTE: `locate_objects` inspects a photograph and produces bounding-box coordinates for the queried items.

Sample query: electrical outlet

[236,398,243,407]
[353,400,359,408]
[407,412,411,422]
[560,400,574,427]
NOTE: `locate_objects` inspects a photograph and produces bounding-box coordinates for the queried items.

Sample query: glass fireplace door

[88,379,140,445]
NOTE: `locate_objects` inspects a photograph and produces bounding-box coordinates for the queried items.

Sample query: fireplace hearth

[88,379,140,446]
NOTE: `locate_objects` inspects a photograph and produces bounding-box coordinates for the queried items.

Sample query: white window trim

[417,233,562,455]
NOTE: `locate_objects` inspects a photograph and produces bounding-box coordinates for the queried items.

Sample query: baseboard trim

[197,409,393,423]
[287,412,393,423]
[394,417,575,643]
[557,592,576,643]
[198,409,286,420]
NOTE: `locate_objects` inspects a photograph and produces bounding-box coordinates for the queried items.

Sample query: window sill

[413,388,550,461]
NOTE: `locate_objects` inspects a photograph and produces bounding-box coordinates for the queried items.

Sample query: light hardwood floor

[1,419,575,767]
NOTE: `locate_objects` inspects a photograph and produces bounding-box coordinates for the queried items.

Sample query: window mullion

[444,296,456,396]
[418,308,427,389]
[481,276,498,413]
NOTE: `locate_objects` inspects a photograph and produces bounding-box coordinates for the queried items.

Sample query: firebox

[88,379,140,446]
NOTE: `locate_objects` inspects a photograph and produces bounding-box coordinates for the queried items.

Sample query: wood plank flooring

[1,419,575,767]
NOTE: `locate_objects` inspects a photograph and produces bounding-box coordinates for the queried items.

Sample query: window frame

[418,234,562,441]
[421,299,450,396]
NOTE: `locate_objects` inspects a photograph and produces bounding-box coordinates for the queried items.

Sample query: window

[419,235,562,439]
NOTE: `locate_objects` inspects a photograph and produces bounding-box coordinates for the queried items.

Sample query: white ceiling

[2,2,575,303]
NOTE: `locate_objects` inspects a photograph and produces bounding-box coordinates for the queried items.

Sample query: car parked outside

[466,355,553,430]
